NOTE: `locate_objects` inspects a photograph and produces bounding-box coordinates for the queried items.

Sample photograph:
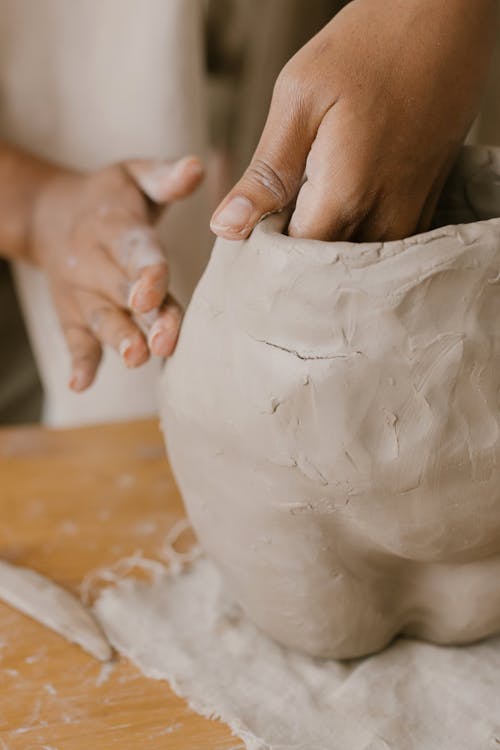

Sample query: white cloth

[95,557,500,750]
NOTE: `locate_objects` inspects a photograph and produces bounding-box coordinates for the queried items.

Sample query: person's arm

[211,0,497,242]
[0,142,203,391]
[0,143,59,261]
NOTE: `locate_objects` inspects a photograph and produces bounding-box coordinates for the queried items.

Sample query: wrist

[0,144,72,264]
[28,166,82,268]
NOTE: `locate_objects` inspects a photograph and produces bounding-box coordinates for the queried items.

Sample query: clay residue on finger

[118,227,166,275]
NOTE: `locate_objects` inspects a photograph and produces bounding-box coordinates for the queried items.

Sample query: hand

[210,0,496,242]
[30,156,203,391]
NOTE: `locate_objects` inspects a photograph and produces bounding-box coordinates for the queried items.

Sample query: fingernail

[148,320,162,341]
[119,337,134,366]
[129,278,166,313]
[150,331,176,356]
[139,158,203,201]
[149,322,176,356]
[149,331,169,356]
[141,308,160,328]
[128,281,141,310]
[69,368,88,392]
[211,196,253,233]
[129,285,151,312]
[173,157,203,181]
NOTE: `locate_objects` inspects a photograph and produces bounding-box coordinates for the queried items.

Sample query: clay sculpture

[161,146,500,658]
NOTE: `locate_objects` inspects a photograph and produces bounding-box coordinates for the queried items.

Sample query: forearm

[0,143,63,263]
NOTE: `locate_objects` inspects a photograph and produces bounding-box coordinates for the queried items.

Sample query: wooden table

[0,419,240,750]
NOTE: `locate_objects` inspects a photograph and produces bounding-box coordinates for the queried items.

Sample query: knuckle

[273,65,293,100]
[274,61,304,100]
[62,323,98,356]
[88,164,142,210]
[100,162,128,187]
[87,303,114,334]
[330,174,372,225]
[244,159,291,205]
[115,326,136,344]
[117,226,162,270]
[140,263,169,291]
[273,60,315,114]
[60,321,86,340]
[337,197,366,228]
[73,349,99,366]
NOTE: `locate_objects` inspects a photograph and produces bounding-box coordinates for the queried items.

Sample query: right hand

[210,0,495,243]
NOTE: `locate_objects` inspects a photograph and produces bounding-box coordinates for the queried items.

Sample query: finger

[128,262,170,314]
[97,158,201,315]
[124,156,204,204]
[353,198,417,243]
[72,245,133,309]
[287,106,371,241]
[76,288,150,368]
[353,163,453,243]
[51,285,102,391]
[96,217,169,313]
[66,326,102,392]
[98,217,166,275]
[68,227,167,314]
[210,70,319,240]
[147,296,183,358]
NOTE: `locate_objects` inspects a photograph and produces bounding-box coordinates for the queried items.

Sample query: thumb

[210,77,316,240]
[124,156,204,204]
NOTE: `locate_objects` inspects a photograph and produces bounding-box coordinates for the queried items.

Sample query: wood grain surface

[0,419,241,750]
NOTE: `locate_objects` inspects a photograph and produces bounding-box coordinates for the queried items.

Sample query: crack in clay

[295,456,329,486]
[343,449,359,471]
[251,336,362,361]
[269,398,282,414]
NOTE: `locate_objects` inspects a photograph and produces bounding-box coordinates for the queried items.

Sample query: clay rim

[251,144,500,269]
[253,211,500,270]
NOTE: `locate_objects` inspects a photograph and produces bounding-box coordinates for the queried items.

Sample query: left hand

[30,155,203,391]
